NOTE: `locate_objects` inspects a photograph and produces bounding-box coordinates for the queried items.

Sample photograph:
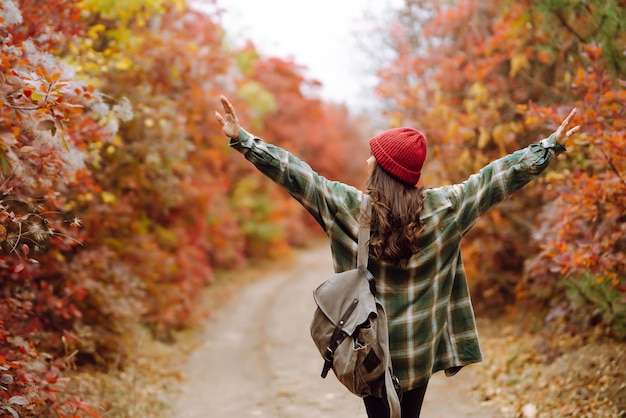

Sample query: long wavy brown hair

[366,164,426,264]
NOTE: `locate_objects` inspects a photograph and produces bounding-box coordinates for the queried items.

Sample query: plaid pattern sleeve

[229,128,361,235]
[449,133,562,235]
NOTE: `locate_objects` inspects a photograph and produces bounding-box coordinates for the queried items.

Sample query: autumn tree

[372,0,625,336]
[1,0,123,415]
[1,0,371,415]
[240,51,369,241]
[519,1,626,338]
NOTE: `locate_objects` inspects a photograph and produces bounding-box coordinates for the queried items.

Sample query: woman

[215,95,579,418]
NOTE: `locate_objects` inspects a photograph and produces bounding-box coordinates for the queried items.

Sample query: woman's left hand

[555,108,581,146]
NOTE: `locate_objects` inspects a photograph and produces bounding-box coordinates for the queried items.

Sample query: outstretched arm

[214,94,360,234]
[451,108,581,235]
[214,95,241,139]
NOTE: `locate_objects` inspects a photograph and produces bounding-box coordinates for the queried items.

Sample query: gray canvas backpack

[310,195,401,418]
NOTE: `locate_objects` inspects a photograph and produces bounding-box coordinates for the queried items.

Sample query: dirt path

[171,244,500,418]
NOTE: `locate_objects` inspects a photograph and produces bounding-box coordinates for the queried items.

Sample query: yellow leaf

[492,124,509,154]
[113,57,133,71]
[31,92,44,101]
[101,192,116,204]
[87,24,106,40]
[469,82,489,104]
[510,54,529,77]
[545,171,566,182]
[563,70,571,86]
[477,127,490,149]
[458,148,471,166]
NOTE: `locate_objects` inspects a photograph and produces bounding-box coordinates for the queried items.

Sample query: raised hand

[555,108,581,146]
[215,95,241,139]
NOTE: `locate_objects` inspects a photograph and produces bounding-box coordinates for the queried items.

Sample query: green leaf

[61,136,70,151]
[31,92,44,101]
[0,152,10,174]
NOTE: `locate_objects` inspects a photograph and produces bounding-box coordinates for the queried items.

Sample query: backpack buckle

[321,347,334,378]
[391,372,402,400]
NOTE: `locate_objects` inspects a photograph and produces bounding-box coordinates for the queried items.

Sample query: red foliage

[1,0,108,412]
[5,0,85,48]
[1,0,370,414]
[523,44,626,307]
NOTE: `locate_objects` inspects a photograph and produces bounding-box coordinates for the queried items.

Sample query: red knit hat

[369,127,427,185]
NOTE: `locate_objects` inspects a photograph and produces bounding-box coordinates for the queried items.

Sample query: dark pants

[363,382,429,418]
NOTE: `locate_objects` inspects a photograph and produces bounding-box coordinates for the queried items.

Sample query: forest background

[0,0,624,416]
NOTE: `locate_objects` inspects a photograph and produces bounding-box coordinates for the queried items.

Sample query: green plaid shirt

[230,128,563,391]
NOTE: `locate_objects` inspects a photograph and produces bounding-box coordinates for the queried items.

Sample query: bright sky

[194,0,402,112]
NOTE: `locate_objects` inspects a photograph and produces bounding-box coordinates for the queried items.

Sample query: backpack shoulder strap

[357,194,371,268]
[358,196,401,417]
[357,194,375,296]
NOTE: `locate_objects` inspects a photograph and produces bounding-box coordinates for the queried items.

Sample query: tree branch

[555,12,587,43]
[598,147,626,188]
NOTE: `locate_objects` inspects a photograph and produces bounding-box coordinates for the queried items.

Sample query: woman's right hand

[215,95,241,139]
